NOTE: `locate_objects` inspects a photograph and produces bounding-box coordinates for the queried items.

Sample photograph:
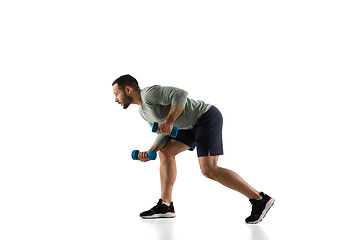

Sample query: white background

[1,1,359,239]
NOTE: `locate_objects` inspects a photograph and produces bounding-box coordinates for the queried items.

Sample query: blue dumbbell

[131,150,157,160]
[152,122,178,138]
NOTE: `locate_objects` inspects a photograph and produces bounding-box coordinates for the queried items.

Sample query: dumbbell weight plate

[131,150,140,160]
[151,122,158,133]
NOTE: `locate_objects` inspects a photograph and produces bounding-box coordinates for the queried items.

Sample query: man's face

[113,84,133,109]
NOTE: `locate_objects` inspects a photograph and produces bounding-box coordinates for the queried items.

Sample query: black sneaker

[140,199,176,219]
[245,192,275,224]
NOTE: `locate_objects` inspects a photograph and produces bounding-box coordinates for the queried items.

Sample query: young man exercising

[112,74,275,224]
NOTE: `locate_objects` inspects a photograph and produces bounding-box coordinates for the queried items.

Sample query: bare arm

[158,105,185,136]
[137,142,164,162]
[138,106,184,162]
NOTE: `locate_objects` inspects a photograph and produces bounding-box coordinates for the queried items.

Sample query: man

[112,74,275,224]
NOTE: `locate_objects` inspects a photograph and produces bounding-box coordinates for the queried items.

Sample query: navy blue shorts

[172,106,224,157]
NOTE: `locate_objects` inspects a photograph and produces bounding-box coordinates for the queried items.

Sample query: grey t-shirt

[139,85,212,146]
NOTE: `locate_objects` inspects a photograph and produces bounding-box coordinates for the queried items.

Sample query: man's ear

[124,86,132,95]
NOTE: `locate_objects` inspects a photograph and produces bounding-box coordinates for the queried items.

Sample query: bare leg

[158,139,190,203]
[198,154,261,199]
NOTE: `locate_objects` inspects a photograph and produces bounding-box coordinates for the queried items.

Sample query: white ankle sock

[162,202,171,207]
[256,196,263,201]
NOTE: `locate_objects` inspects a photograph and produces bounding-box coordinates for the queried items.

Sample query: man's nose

[115,97,119,102]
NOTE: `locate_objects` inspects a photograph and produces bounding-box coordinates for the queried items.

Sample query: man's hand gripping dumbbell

[132,121,178,162]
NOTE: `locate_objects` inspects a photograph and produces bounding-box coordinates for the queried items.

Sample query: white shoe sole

[247,197,275,224]
[141,212,176,219]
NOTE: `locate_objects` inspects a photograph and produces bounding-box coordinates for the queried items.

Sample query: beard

[122,94,133,109]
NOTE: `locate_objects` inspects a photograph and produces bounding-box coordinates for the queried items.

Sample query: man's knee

[200,167,217,180]
[199,156,219,180]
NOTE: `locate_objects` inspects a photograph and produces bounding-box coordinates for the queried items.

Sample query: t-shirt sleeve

[144,85,188,107]
[155,134,170,147]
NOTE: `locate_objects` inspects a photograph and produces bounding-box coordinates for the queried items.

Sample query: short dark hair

[112,74,140,91]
